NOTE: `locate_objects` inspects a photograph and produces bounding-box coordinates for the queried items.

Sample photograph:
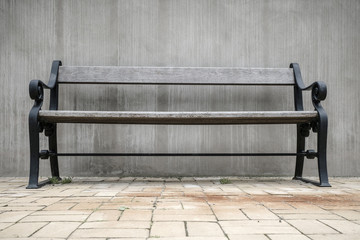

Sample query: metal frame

[27,61,62,189]
[291,63,330,187]
[27,61,330,188]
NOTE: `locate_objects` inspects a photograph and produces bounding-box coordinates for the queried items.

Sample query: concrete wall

[1,0,359,178]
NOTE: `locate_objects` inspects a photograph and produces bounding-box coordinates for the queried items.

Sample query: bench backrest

[58,67,295,85]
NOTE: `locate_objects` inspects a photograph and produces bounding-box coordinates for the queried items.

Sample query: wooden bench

[27,61,330,188]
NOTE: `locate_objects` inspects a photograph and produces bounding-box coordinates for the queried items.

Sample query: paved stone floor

[0,177,360,239]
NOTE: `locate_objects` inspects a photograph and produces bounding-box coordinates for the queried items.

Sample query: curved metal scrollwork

[290,63,327,104]
[311,81,327,103]
[29,80,45,102]
[29,60,62,101]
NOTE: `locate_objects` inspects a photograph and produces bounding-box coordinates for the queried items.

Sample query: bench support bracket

[27,61,62,189]
[291,63,330,187]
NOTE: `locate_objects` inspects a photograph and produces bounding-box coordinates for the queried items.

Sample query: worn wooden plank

[39,110,317,124]
[58,66,295,85]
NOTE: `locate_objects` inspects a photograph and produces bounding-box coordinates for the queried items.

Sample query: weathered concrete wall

[1,0,359,177]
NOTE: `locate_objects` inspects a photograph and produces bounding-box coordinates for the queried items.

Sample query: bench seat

[39,110,318,124]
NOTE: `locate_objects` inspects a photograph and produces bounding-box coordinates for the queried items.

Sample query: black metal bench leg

[27,74,62,189]
[27,115,41,189]
[292,120,330,187]
[317,116,330,187]
[48,126,61,180]
[293,124,306,180]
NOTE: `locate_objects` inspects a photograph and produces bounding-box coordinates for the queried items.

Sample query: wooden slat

[39,110,317,124]
[58,66,295,85]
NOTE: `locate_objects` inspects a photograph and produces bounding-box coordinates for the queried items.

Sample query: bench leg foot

[27,178,53,189]
[293,176,331,187]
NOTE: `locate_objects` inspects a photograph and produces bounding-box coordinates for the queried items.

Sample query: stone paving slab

[0,177,360,239]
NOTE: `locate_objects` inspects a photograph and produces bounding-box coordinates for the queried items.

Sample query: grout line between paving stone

[66,186,106,240]
[307,235,315,240]
[259,199,314,239]
[232,179,250,195]
[117,204,125,221]
[281,218,310,237]
[204,187,230,240]
[107,188,125,221]
[180,201,184,210]
[327,210,352,221]
[239,208,251,220]
[68,201,77,211]
[184,221,189,237]
[288,201,297,209]
[121,177,136,192]
[148,179,165,238]
[39,195,64,209]
[0,207,41,233]
[264,233,271,240]
[353,220,360,226]
[317,219,342,234]
[28,221,51,238]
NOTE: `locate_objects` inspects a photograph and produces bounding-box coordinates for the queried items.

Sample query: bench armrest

[29,60,62,103]
[299,81,327,103]
[290,63,327,103]
[290,63,327,134]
